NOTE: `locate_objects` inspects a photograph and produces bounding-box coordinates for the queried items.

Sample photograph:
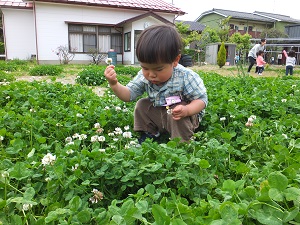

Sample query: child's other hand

[172,105,188,120]
[104,65,117,85]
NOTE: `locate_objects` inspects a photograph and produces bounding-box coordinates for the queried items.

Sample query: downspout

[2,12,7,59]
[33,0,39,64]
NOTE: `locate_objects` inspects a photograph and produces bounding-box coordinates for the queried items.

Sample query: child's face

[140,55,180,86]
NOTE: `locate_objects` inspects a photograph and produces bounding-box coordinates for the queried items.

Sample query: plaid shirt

[126,64,208,118]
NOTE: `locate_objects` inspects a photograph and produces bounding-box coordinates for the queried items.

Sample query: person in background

[247,38,267,74]
[104,24,208,144]
[234,53,240,64]
[277,53,282,65]
[283,49,296,75]
[270,56,275,65]
[256,50,266,75]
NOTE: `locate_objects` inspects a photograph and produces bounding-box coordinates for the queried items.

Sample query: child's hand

[104,65,118,85]
[172,105,189,120]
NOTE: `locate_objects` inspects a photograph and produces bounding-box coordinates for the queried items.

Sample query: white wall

[2,8,36,60]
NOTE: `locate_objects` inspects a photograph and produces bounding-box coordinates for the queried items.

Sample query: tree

[217,17,231,42]
[260,28,288,38]
[175,22,201,54]
[217,42,226,68]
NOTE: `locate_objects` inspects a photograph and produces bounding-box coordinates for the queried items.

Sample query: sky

[164,0,300,21]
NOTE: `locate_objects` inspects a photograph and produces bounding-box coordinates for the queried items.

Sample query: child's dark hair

[260,38,266,43]
[136,24,182,64]
[257,50,264,56]
[288,50,296,57]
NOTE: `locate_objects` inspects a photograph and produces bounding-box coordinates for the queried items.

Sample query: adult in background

[247,38,267,74]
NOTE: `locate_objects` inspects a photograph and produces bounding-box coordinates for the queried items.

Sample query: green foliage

[229,32,252,51]
[0,42,4,54]
[76,65,140,86]
[217,42,226,68]
[260,28,288,38]
[201,26,221,43]
[0,70,15,82]
[218,16,231,42]
[1,69,300,224]
[175,21,201,53]
[29,65,63,76]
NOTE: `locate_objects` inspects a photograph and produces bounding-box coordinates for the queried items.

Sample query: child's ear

[173,54,181,67]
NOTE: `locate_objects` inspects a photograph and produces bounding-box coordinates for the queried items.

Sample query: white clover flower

[96,128,104,134]
[281,99,287,102]
[292,85,296,88]
[245,122,253,127]
[0,136,4,141]
[115,106,122,111]
[230,115,235,118]
[72,164,79,171]
[250,115,256,120]
[105,58,113,65]
[123,132,132,138]
[30,108,36,113]
[104,106,110,110]
[66,142,74,146]
[124,125,130,131]
[113,138,119,142]
[282,134,288,139]
[45,177,51,182]
[91,135,99,142]
[72,133,80,139]
[76,75,80,79]
[76,113,83,118]
[94,123,101,129]
[6,96,10,99]
[56,123,63,127]
[114,127,123,135]
[22,203,33,211]
[122,108,128,112]
[108,132,115,136]
[248,117,254,123]
[66,149,74,154]
[79,134,87,140]
[99,149,106,152]
[220,117,226,121]
[41,153,56,166]
[98,136,105,142]
[228,99,234,102]
[2,171,9,178]
[65,137,73,143]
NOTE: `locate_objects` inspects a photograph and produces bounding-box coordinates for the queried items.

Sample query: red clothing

[256,55,266,67]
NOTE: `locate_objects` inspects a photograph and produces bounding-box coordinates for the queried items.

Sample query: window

[124,32,131,51]
[229,24,234,29]
[249,26,253,31]
[68,24,122,53]
[244,27,248,31]
[235,26,239,31]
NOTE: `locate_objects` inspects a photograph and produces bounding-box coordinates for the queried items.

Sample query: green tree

[260,28,288,38]
[175,22,201,54]
[218,17,231,42]
[217,42,226,68]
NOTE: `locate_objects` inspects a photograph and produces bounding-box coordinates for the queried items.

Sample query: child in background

[256,50,266,75]
[104,24,208,144]
[283,50,296,75]
[234,53,240,64]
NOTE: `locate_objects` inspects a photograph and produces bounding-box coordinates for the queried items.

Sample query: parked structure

[0,0,184,64]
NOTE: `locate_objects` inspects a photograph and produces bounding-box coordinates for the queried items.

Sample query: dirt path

[16,75,106,96]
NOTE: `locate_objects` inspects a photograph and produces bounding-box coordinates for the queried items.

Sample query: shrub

[29,65,63,76]
[0,61,19,72]
[76,65,140,86]
[217,42,226,68]
[76,65,106,86]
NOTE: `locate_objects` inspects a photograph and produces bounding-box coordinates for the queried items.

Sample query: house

[196,8,300,38]
[0,0,185,64]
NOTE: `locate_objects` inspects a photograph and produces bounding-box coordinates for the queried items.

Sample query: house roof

[175,20,206,32]
[0,0,185,15]
[196,8,300,24]
[116,11,173,26]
